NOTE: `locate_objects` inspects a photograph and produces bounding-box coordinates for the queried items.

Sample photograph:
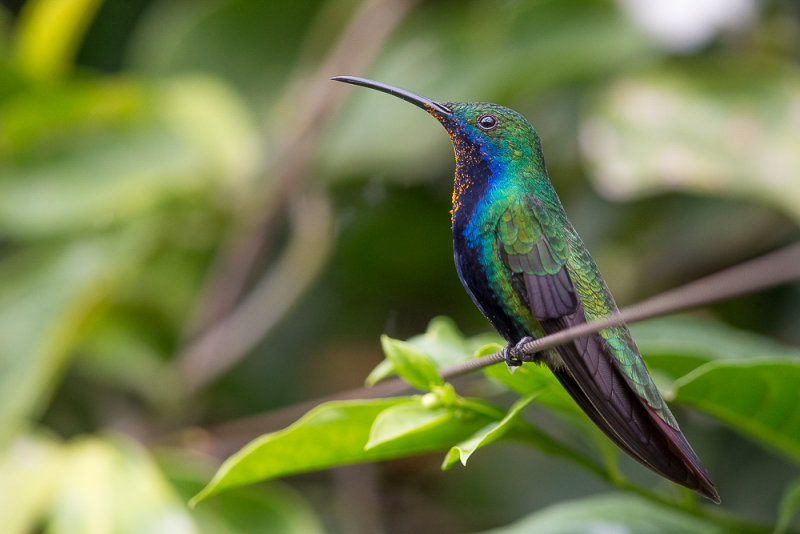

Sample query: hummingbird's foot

[503,336,537,368]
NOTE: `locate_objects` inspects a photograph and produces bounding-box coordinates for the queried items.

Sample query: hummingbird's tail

[542,312,720,503]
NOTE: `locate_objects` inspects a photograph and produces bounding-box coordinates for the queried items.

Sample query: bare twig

[198,241,800,453]
[178,194,333,391]
[178,0,421,391]
[442,240,800,377]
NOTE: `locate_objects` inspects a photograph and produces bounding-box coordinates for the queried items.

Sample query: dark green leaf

[674,359,800,464]
[0,234,151,443]
[482,354,577,414]
[633,317,800,380]
[470,493,725,534]
[776,476,800,534]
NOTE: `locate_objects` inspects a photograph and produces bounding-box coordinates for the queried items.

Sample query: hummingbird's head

[436,101,543,169]
[331,76,544,172]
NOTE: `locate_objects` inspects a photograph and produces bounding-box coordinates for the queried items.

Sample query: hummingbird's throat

[450,135,481,222]
[450,133,494,229]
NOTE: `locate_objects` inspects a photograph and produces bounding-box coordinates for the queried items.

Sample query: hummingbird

[332,76,719,503]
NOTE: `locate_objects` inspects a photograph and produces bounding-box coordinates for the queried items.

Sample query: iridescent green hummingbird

[332,76,719,503]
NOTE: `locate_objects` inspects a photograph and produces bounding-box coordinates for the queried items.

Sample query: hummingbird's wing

[497,197,719,502]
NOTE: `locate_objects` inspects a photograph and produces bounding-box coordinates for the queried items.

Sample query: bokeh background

[1,0,800,532]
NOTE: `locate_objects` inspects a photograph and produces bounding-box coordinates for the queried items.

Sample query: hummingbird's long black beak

[331,76,452,117]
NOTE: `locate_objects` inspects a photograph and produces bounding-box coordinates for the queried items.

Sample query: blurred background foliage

[0,0,799,532]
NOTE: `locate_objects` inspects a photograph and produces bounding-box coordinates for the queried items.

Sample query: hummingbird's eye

[477,114,498,131]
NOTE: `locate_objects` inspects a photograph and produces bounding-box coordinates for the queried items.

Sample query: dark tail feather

[542,316,720,503]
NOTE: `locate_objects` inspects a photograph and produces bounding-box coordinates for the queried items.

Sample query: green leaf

[471,493,725,534]
[367,318,502,386]
[366,399,462,450]
[1,78,146,154]
[157,75,259,184]
[380,335,443,391]
[674,358,800,464]
[193,395,503,504]
[0,76,256,238]
[128,0,320,103]
[581,61,800,223]
[157,450,325,534]
[47,435,195,534]
[633,317,800,380]
[0,234,150,443]
[408,316,503,368]
[443,394,538,469]
[366,397,502,458]
[365,359,396,386]
[776,477,800,534]
[0,433,196,534]
[192,399,409,504]
[481,347,619,472]
[483,356,577,414]
[13,0,104,82]
[0,432,64,534]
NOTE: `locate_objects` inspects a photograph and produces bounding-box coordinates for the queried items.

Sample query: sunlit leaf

[366,400,454,450]
[0,76,257,238]
[443,394,538,469]
[674,359,800,464]
[379,335,443,391]
[157,76,259,186]
[367,318,501,386]
[47,435,196,534]
[0,78,145,155]
[194,396,501,504]
[365,359,396,387]
[0,433,196,534]
[0,433,64,534]
[13,0,104,81]
[192,399,409,504]
[470,493,724,534]
[409,316,502,368]
[581,62,800,222]
[366,394,496,455]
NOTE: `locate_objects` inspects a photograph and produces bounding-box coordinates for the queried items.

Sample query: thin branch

[178,0,421,389]
[196,241,800,453]
[172,242,800,530]
[179,194,333,391]
[442,240,800,378]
